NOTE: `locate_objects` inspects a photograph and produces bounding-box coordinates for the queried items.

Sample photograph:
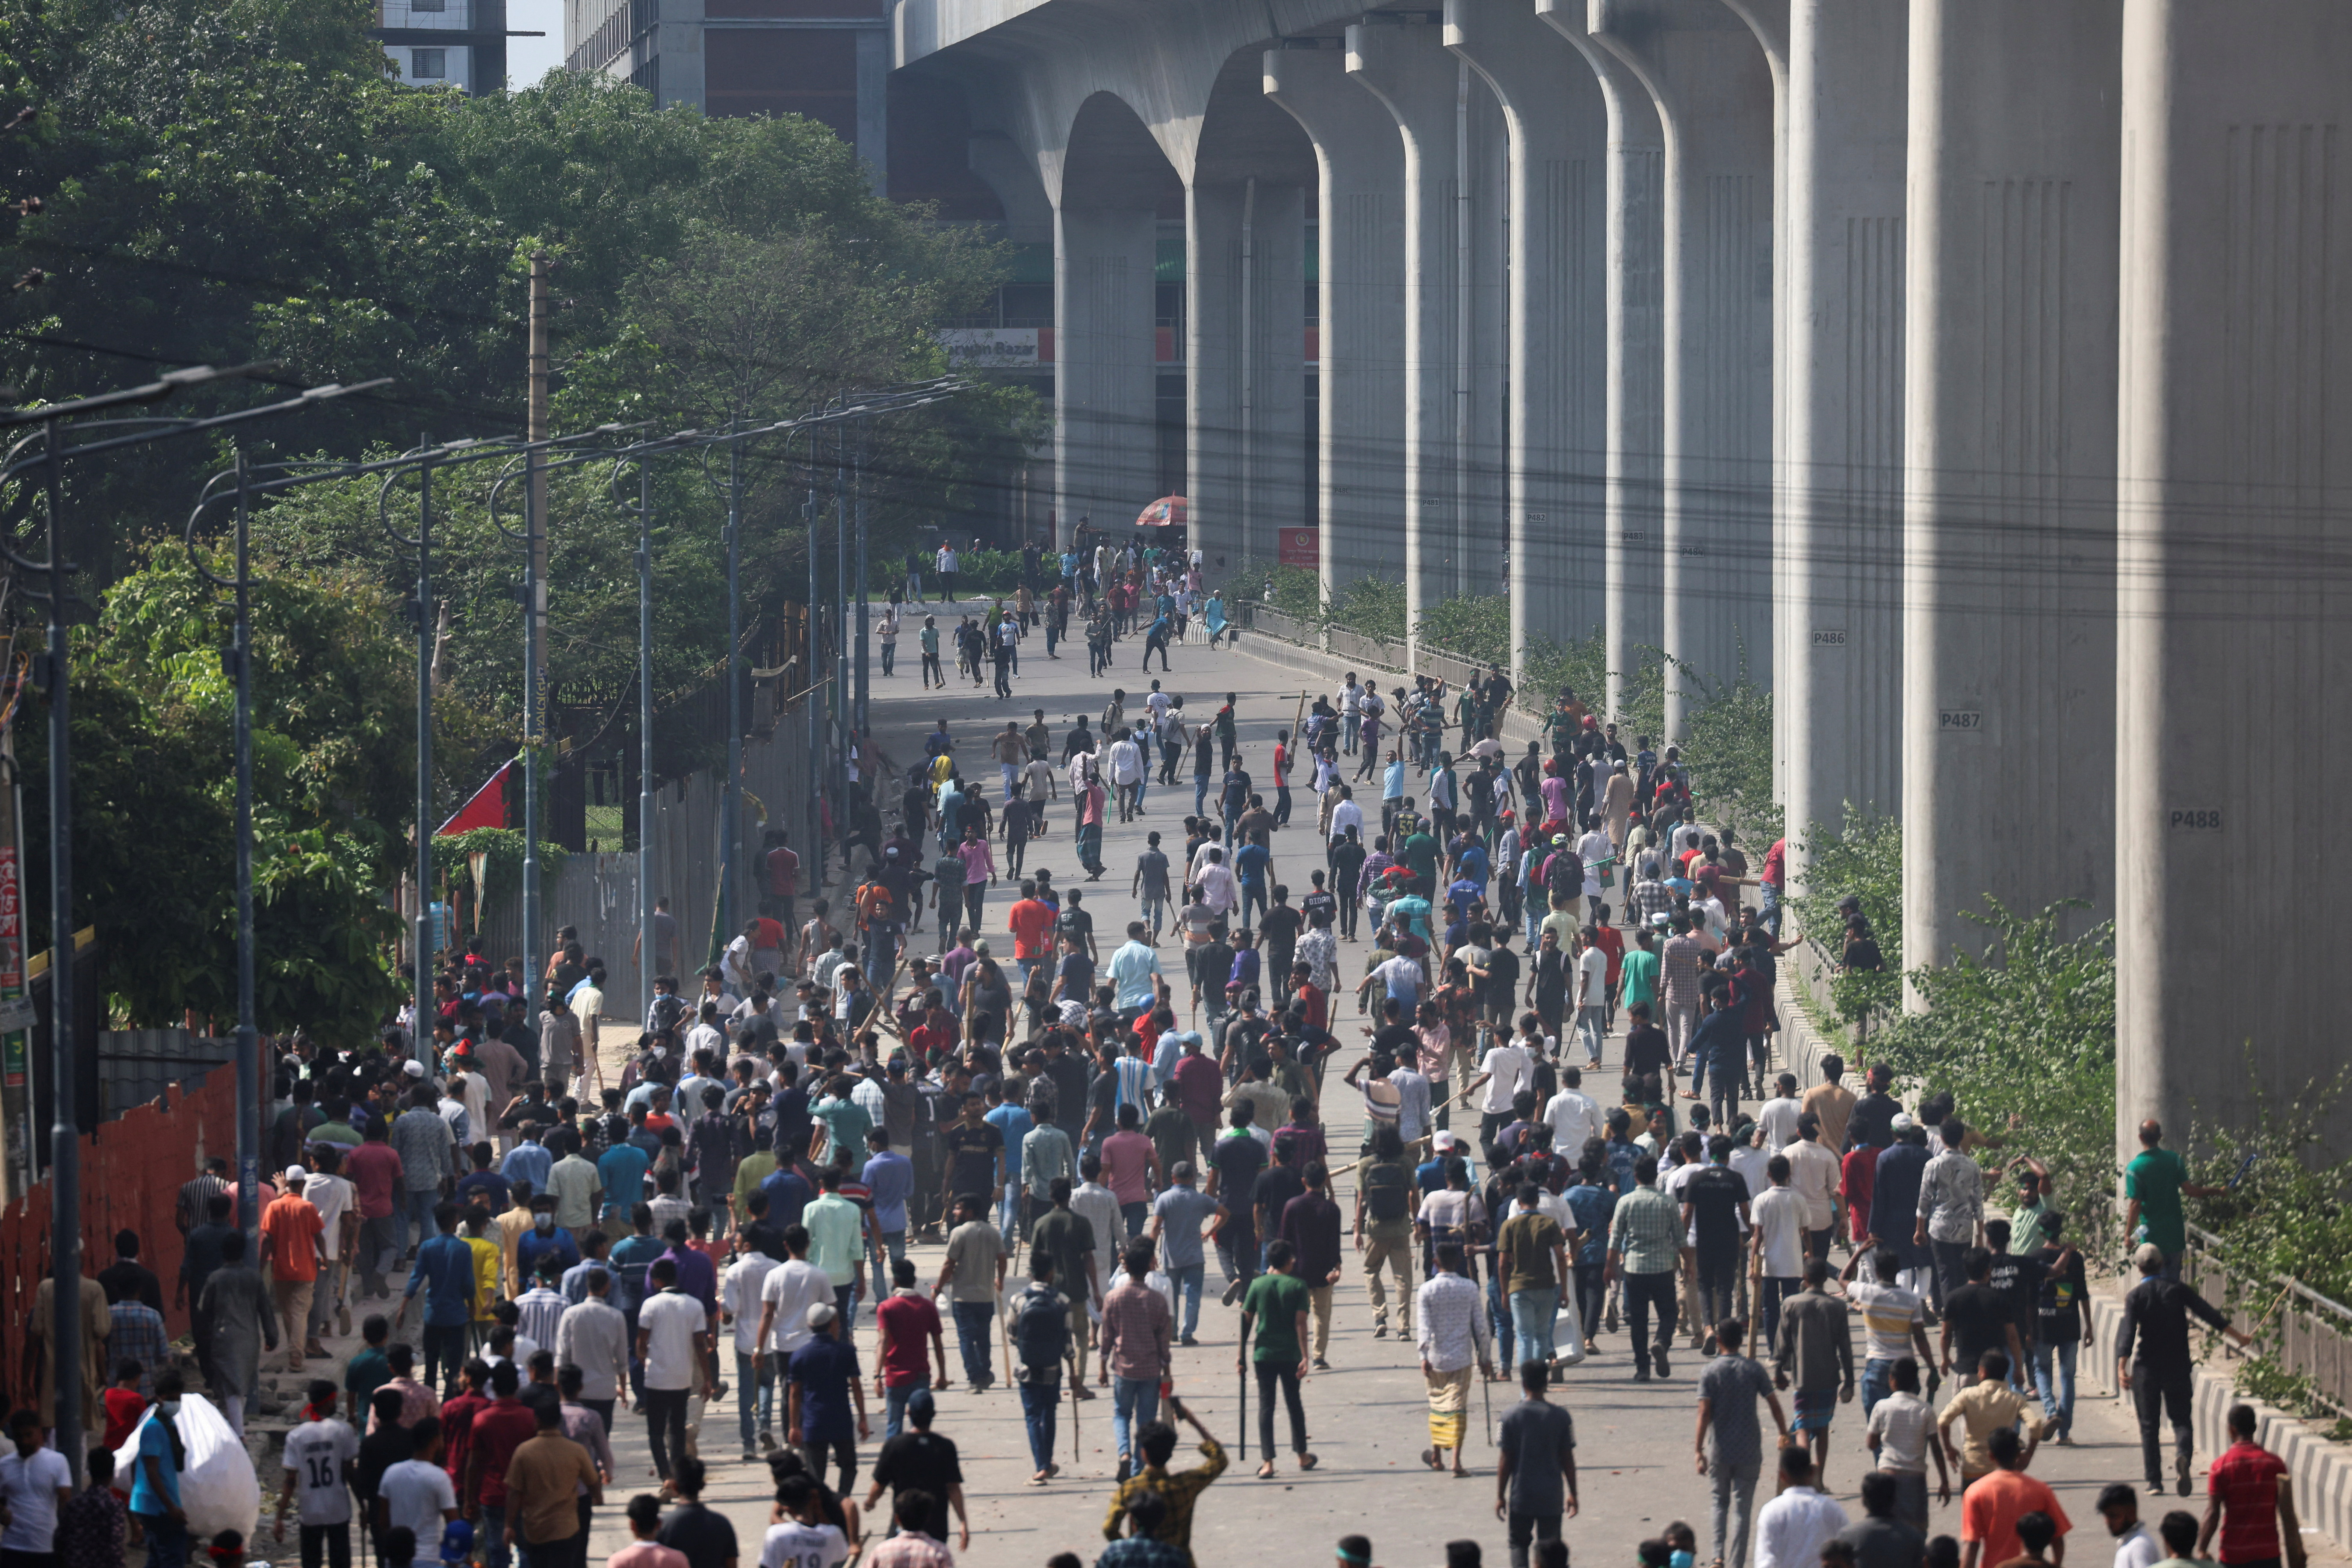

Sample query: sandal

[1257,1462,1278,1479]
[1299,1453,1319,1471]
[1421,1447,1442,1471]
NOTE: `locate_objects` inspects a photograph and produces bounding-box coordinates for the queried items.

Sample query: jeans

[1254,1361,1308,1460]
[1240,880,1268,927]
[299,1522,353,1568]
[1755,1276,1800,1354]
[801,1436,857,1494]
[1928,1239,1971,1309]
[138,1514,190,1568]
[951,1300,995,1385]
[405,1187,440,1256]
[963,883,984,936]
[641,1386,691,1479]
[998,1186,1027,1250]
[1509,1286,1560,1367]
[1575,1005,1606,1064]
[423,1322,469,1395]
[2032,1338,2079,1438]
[1572,1261,1605,1349]
[1623,1270,1678,1376]
[1112,1376,1161,1465]
[1120,1200,1149,1235]
[1695,1251,1740,1335]
[1141,892,1167,937]
[1167,1262,1203,1340]
[482,1505,512,1568]
[885,1380,922,1440]
[1708,1459,1762,1568]
[1862,1356,1895,1417]
[1019,1378,1060,1471]
[736,1349,776,1450]
[2130,1360,2193,1487]
[1507,1512,1563,1568]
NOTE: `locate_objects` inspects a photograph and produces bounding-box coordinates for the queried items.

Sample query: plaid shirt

[866,1533,959,1568]
[1607,1184,1686,1276]
[1660,936,1707,1008]
[1099,1278,1173,1382]
[108,1301,168,1396]
[1105,1440,1228,1561]
[1628,878,1675,929]
[1414,1270,1494,1373]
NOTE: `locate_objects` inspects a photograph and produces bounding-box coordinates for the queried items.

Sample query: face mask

[158,1401,181,1418]
[1671,1554,1695,1568]
[534,1215,554,1231]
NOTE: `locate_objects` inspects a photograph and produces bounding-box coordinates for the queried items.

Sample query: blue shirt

[597,1143,651,1217]
[760,1167,815,1232]
[1456,845,1489,886]
[1235,843,1270,888]
[1107,940,1161,1012]
[1383,759,1406,801]
[862,1151,913,1233]
[1388,895,1433,942]
[499,1141,553,1193]
[1565,1182,1617,1267]
[985,1104,1034,1178]
[405,1233,477,1327]
[514,1226,582,1288]
[788,1335,861,1443]
[455,1170,510,1215]
[130,1413,181,1514]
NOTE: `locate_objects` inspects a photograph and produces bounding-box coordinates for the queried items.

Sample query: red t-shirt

[102,1387,147,1450]
[466,1397,541,1509]
[1762,839,1787,889]
[766,847,801,897]
[1592,925,1625,986]
[439,1390,489,1485]
[2209,1441,2289,1563]
[1841,1147,1879,1235]
[749,918,786,952]
[346,1141,405,1220]
[260,1193,325,1282]
[876,1292,942,1387]
[1008,899,1056,960]
[1961,1468,2069,1568]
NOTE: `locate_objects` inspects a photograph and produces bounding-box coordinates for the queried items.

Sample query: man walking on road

[1695,1316,1788,1568]
[1771,1260,1856,1488]
[2199,1403,2305,1568]
[2117,1242,2251,1497]
[1495,1359,1578,1568]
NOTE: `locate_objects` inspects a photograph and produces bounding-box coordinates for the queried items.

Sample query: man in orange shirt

[1008,881,1057,985]
[1961,1426,2069,1568]
[260,1168,327,1373]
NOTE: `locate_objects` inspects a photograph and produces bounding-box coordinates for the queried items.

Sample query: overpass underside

[897,0,2352,1167]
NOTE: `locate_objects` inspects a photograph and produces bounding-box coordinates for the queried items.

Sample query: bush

[1668,643,1780,844]
[1417,596,1511,664]
[1791,809,1903,1031]
[1870,900,2120,1254]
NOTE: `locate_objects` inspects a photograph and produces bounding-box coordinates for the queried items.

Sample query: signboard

[1277,527,1319,569]
[937,328,1043,368]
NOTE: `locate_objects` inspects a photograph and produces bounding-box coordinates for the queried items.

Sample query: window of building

[411,47,447,78]
[410,0,447,11]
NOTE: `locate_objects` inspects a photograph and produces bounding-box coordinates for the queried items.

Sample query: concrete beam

[1189,177,1309,572]
[1589,0,1778,738]
[1445,0,1609,679]
[1535,0,1665,723]
[1347,21,1506,667]
[1777,0,1905,869]
[1264,45,1411,602]
[2114,0,2352,1155]
[1899,0,2118,980]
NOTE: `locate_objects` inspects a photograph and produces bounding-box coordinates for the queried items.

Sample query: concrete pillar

[1264,45,1410,602]
[1055,201,1160,549]
[1777,0,1906,866]
[854,30,888,195]
[1188,178,1309,572]
[1537,0,1666,721]
[1347,21,1504,664]
[1590,0,1777,738]
[2114,0,2352,1154]
[1445,0,1609,676]
[1900,0,2117,979]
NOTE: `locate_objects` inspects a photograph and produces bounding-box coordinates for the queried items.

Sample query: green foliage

[431,827,569,909]
[18,549,450,1043]
[2185,1057,2352,1322]
[1666,644,1781,843]
[1870,900,2119,1252]
[1331,576,1406,644]
[1792,809,1904,1028]
[1416,595,1510,664]
[1518,632,1609,716]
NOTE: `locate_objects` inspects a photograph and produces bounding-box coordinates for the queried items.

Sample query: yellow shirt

[1938,1379,2040,1478]
[496,1206,534,1299]
[466,1235,503,1321]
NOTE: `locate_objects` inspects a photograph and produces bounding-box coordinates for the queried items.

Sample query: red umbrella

[1134,495,1188,529]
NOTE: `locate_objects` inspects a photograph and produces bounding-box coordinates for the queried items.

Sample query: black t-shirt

[1622,1025,1671,1081]
[657,1503,739,1568]
[1986,1252,2045,1341]
[1259,906,1303,951]
[871,1430,964,1542]
[942,1121,1004,1197]
[2036,1245,2089,1341]
[1682,1165,1749,1254]
[1482,946,1522,1007]
[1941,1281,2015,1370]
[1370,1022,1419,1064]
[1255,1164,1307,1232]
[1535,949,1570,1002]
[1301,889,1337,926]
[1057,906,1095,951]
[1135,849,1171,898]
[1211,1134,1267,1219]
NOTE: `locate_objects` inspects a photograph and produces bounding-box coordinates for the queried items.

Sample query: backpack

[1545,850,1584,901]
[1009,1283,1070,1373]
[1363,1160,1411,1224]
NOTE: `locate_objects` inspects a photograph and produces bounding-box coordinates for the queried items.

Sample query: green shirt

[803,1192,864,1286]
[1401,833,1440,892]
[813,1097,873,1166]
[344,1345,391,1407]
[1619,948,1659,1007]
[920,625,939,653]
[2008,1195,2054,1254]
[1241,1270,1312,1364]
[2126,1147,2190,1254]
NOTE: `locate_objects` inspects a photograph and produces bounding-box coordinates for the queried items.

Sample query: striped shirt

[176,1173,229,1235]
[1607,1184,1686,1276]
[1660,936,1708,1008]
[1628,879,1675,929]
[107,1302,168,1397]
[1414,1270,1494,1373]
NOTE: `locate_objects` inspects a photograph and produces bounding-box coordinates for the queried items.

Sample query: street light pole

[523,256,550,1002]
[634,459,655,1019]
[34,416,81,1483]
[854,429,869,735]
[383,446,439,1054]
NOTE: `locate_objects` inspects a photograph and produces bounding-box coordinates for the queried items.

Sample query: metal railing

[2178,1224,2352,1417]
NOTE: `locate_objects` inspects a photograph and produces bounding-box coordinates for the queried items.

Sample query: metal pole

[231,451,260,1251]
[806,443,824,886]
[854,431,869,735]
[40,417,84,1485]
[523,257,550,1001]
[414,451,436,1059]
[637,460,656,1021]
[721,434,743,946]
[833,426,849,801]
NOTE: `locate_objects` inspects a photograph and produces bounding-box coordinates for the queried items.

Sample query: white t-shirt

[1544,1089,1603,1157]
[761,1521,849,1568]
[1477,1044,1533,1114]
[1109,740,1144,785]
[305,1173,354,1261]
[759,1258,833,1355]
[0,1446,71,1551]
[1578,830,1610,894]
[638,1288,708,1391]
[722,1252,779,1355]
[282,1417,360,1526]
[2112,1524,2163,1568]
[1749,1185,1808,1278]
[1145,690,1171,721]
[1755,1097,1804,1152]
[1574,947,1609,1011]
[377,1457,457,1544]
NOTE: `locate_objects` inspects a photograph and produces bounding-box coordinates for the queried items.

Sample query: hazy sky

[508,0,565,87]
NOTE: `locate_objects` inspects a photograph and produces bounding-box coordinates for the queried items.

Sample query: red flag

[436,759,513,836]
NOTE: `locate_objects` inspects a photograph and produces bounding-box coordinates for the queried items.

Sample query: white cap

[283,1165,308,1184]
[402,1059,427,1078]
